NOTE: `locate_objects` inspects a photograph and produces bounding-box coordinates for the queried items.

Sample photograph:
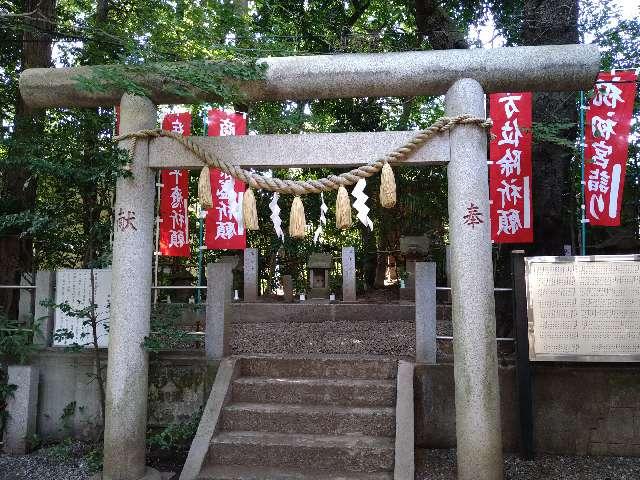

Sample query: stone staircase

[187,355,405,480]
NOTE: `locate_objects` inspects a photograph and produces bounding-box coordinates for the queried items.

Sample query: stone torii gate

[20,44,599,480]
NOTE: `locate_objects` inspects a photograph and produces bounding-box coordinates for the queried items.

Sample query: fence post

[205,262,234,361]
[511,250,534,459]
[415,262,436,364]
[33,270,55,346]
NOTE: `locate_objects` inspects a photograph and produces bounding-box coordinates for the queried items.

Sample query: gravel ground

[0,443,179,480]
[231,320,417,356]
[416,448,640,480]
[0,442,92,480]
[4,446,640,479]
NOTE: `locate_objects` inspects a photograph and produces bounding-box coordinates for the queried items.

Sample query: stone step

[206,431,394,473]
[221,402,395,437]
[232,377,395,407]
[198,465,393,480]
[240,355,397,380]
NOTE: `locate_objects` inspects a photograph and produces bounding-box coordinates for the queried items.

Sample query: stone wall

[29,349,640,457]
[32,349,209,441]
[415,363,640,456]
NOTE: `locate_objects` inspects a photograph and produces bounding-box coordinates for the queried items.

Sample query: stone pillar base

[92,467,169,480]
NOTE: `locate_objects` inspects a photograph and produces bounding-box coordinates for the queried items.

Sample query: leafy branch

[73,57,267,104]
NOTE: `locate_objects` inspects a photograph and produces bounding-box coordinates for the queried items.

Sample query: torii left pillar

[102,94,160,480]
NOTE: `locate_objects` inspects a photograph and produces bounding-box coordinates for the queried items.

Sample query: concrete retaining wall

[415,363,640,456]
[27,349,640,457]
[32,349,209,442]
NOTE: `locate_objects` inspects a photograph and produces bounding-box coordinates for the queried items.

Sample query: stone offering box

[308,253,332,299]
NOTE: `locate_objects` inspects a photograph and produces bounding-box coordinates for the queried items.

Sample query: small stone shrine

[399,234,430,300]
[308,253,332,299]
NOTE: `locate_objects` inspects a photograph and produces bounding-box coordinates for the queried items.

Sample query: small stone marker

[415,262,437,364]
[342,247,356,302]
[243,248,258,302]
[206,262,234,360]
[33,270,55,346]
[3,365,39,454]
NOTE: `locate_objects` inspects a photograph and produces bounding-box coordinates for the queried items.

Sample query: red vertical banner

[207,109,247,136]
[489,92,534,243]
[205,109,247,250]
[584,71,637,226]
[159,113,192,256]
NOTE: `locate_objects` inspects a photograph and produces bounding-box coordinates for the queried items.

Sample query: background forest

[0,0,639,317]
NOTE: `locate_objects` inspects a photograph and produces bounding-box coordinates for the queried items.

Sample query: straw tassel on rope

[379,161,396,208]
[198,166,213,209]
[335,185,352,229]
[289,196,306,238]
[243,188,259,230]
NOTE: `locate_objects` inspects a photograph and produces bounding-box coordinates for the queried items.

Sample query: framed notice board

[525,255,640,362]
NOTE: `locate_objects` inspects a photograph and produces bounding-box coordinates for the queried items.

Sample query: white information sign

[53,269,111,348]
[526,255,640,361]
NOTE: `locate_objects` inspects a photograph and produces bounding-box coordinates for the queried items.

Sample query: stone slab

[148,131,449,170]
[198,465,393,480]
[19,44,599,108]
[180,358,239,480]
[221,403,395,437]
[341,247,356,302]
[415,262,436,364]
[243,249,258,302]
[394,361,415,480]
[206,263,234,360]
[18,276,32,325]
[208,430,394,472]
[239,355,398,380]
[3,365,39,454]
[91,467,162,480]
[33,270,54,346]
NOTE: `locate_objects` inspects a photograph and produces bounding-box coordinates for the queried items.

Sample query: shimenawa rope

[114,114,493,196]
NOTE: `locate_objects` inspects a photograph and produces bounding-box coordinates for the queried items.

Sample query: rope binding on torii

[114,114,493,236]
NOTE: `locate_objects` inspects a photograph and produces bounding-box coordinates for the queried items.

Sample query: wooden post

[511,250,534,459]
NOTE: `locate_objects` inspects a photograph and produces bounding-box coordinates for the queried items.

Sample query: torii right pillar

[446,78,503,480]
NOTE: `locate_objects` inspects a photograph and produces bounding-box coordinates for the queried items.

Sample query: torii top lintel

[19,44,599,109]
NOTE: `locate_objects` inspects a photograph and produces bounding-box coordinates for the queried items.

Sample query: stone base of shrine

[90,467,171,480]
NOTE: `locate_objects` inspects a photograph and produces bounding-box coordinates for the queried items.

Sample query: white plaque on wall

[526,255,640,362]
[53,269,111,348]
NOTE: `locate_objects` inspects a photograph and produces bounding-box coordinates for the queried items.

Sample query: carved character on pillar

[116,208,137,232]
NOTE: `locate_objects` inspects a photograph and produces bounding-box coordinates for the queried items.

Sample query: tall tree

[520,0,580,255]
[0,0,56,318]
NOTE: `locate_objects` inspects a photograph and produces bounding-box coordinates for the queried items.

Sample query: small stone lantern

[399,235,430,300]
[308,253,332,299]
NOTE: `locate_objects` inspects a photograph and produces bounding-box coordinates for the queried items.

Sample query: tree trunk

[0,0,56,318]
[521,0,579,255]
[413,0,469,49]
